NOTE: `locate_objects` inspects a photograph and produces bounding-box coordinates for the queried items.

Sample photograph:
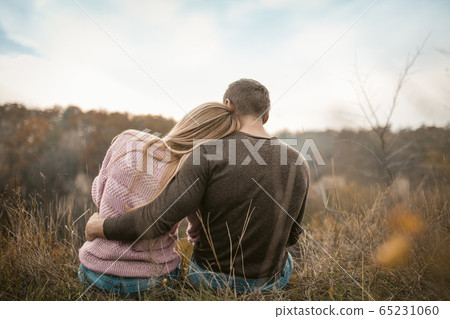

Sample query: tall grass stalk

[0,182,448,300]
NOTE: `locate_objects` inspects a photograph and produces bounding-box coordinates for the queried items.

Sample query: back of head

[223,79,270,120]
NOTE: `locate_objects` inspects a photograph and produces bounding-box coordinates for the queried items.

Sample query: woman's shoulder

[109,129,167,165]
[118,129,159,140]
[112,129,160,147]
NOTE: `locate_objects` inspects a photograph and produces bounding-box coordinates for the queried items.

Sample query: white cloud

[0,0,448,132]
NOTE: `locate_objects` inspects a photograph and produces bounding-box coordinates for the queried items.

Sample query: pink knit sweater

[79,130,184,277]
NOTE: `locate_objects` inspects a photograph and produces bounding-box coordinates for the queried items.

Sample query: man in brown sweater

[85,79,309,292]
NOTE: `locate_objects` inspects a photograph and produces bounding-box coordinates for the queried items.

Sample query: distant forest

[1,103,449,204]
[0,103,175,203]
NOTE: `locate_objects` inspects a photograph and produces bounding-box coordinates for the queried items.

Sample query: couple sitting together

[79,79,310,296]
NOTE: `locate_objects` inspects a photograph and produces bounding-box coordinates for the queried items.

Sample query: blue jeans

[78,263,180,297]
[187,253,293,293]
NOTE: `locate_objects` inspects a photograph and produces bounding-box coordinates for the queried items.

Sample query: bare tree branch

[384,33,430,134]
[350,35,430,185]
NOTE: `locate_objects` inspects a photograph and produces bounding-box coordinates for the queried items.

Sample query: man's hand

[85,213,106,241]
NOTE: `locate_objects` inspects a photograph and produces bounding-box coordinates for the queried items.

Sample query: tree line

[1,103,448,203]
[0,103,175,202]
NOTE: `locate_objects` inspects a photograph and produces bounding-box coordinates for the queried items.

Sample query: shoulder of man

[271,137,310,166]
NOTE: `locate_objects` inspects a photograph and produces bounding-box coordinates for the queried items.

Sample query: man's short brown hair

[223,79,270,119]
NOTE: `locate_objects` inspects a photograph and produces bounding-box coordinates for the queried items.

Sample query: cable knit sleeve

[91,132,127,208]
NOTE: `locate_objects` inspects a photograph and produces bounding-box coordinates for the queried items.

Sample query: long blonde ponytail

[127,102,240,209]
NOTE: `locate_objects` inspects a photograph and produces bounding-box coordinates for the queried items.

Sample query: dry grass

[0,182,449,301]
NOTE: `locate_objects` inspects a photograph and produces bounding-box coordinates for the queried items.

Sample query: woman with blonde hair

[78,102,239,296]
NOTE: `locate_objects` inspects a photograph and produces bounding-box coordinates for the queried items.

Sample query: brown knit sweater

[104,131,310,279]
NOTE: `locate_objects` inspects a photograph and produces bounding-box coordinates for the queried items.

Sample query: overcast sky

[0,0,449,133]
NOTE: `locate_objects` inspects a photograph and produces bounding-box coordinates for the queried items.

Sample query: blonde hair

[110,102,240,210]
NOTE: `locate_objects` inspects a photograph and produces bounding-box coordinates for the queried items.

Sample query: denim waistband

[188,253,293,293]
